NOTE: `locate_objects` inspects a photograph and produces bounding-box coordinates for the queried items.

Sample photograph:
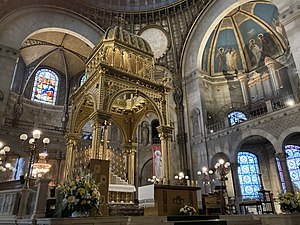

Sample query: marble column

[275,152,294,193]
[157,125,174,184]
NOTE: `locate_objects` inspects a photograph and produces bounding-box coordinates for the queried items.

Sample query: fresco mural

[239,18,281,69]
[213,29,242,73]
[201,31,214,72]
[201,1,288,76]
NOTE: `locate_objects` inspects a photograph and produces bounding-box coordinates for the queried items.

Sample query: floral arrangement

[179,204,197,215]
[60,172,102,215]
[278,192,300,213]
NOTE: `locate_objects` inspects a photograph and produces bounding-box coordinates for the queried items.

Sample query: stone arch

[0,6,104,49]
[107,89,165,125]
[230,129,277,163]
[211,152,230,167]
[276,126,300,153]
[70,93,97,134]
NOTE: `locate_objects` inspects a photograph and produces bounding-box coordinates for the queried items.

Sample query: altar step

[109,203,144,216]
[167,215,227,225]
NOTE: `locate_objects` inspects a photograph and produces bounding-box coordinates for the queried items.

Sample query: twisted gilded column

[157,125,174,184]
[64,133,80,180]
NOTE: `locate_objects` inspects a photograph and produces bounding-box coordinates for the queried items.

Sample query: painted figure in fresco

[216,47,227,72]
[272,18,287,38]
[154,150,162,179]
[226,47,238,71]
[257,33,275,58]
[249,39,262,65]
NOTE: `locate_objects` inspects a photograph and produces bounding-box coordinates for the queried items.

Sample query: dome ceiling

[201,1,288,76]
[78,0,184,12]
[20,31,92,77]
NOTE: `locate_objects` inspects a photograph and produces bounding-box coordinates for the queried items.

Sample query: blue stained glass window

[238,152,261,199]
[228,111,247,126]
[31,68,58,105]
[276,157,286,192]
[80,74,87,86]
[285,145,300,190]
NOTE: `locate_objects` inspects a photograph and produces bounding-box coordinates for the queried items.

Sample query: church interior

[0,0,300,224]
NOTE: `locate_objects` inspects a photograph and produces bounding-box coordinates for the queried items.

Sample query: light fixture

[197,167,215,193]
[20,129,51,188]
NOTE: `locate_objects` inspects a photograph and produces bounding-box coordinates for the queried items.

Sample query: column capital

[122,142,137,154]
[237,72,247,82]
[157,125,174,138]
[65,133,80,142]
[89,110,111,124]
[275,152,287,160]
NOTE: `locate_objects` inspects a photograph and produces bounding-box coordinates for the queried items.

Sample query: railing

[4,118,65,134]
[206,94,297,134]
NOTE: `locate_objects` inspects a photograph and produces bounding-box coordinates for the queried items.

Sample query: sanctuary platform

[1,214,300,225]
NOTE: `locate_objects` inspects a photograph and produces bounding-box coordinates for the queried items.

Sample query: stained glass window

[276,157,286,192]
[80,74,87,86]
[238,152,261,199]
[228,111,247,126]
[285,145,300,190]
[31,68,58,105]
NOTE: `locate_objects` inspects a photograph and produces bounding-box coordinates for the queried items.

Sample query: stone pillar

[157,125,174,184]
[265,57,281,94]
[274,1,300,76]
[31,178,51,219]
[237,73,249,104]
[0,45,19,126]
[230,163,242,214]
[64,133,79,180]
[276,152,294,193]
[123,141,137,185]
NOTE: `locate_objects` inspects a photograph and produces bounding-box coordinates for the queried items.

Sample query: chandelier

[32,150,51,178]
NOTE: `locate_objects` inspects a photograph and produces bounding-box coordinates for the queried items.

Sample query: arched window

[80,73,87,86]
[31,68,58,105]
[276,157,286,192]
[285,145,300,190]
[228,111,247,126]
[238,152,261,199]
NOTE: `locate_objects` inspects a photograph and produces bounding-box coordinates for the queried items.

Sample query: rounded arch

[181,0,265,75]
[230,129,277,162]
[0,6,104,49]
[211,152,230,167]
[106,89,165,125]
[70,93,98,134]
[276,126,300,152]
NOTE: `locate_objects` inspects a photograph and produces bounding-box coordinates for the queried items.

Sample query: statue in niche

[173,87,183,105]
[141,122,149,146]
[191,109,200,137]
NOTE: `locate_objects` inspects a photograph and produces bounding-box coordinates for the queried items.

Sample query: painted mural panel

[213,29,242,73]
[201,30,214,72]
[239,18,282,69]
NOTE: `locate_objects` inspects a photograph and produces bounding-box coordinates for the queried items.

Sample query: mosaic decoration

[80,73,87,86]
[285,145,300,190]
[238,152,261,199]
[276,157,286,192]
[31,68,58,105]
[228,111,247,126]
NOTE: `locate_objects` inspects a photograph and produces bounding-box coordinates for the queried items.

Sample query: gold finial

[115,14,128,29]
